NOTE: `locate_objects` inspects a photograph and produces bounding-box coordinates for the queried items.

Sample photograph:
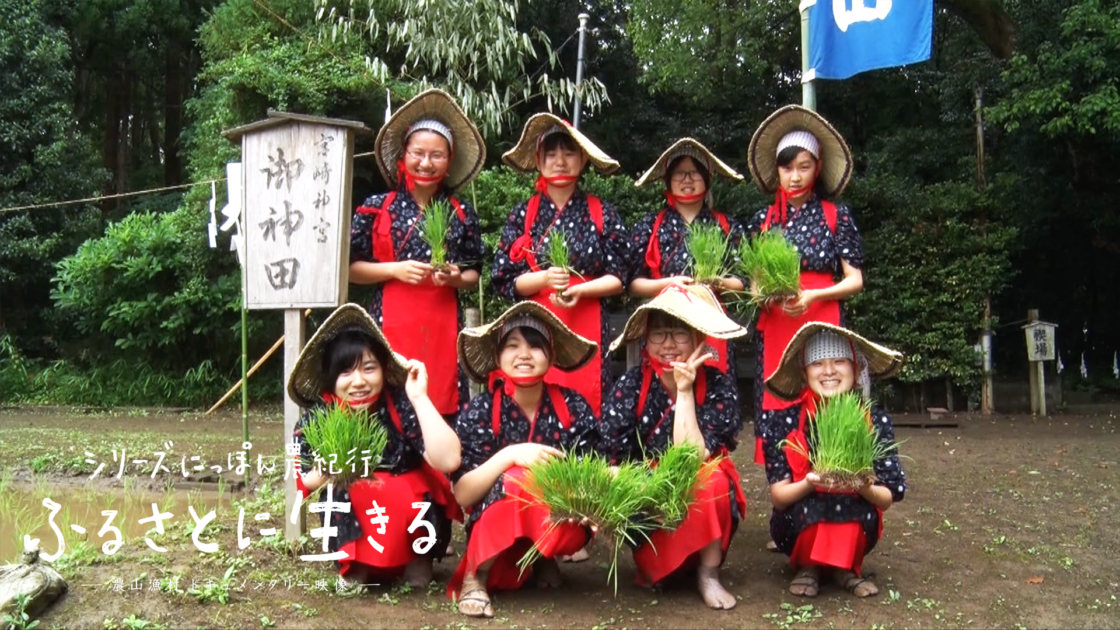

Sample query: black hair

[321,329,389,390]
[664,155,711,190]
[498,326,554,362]
[540,133,580,154]
[646,311,691,332]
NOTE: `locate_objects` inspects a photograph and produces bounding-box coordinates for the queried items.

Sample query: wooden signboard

[224,112,370,540]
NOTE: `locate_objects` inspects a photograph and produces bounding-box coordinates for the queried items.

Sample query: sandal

[789,567,820,598]
[457,588,494,618]
[835,570,879,598]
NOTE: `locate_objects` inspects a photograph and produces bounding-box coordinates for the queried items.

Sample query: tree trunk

[164,42,183,186]
[102,70,121,207]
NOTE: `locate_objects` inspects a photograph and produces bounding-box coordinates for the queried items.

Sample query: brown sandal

[789,567,820,597]
[836,571,879,598]
[457,588,494,617]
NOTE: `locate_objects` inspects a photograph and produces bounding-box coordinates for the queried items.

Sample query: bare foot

[534,558,563,588]
[558,546,590,563]
[765,539,780,552]
[834,570,879,598]
[403,557,433,588]
[789,566,820,597]
[697,566,737,610]
[457,574,493,618]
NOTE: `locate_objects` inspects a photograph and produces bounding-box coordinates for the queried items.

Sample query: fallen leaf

[1026,576,1044,585]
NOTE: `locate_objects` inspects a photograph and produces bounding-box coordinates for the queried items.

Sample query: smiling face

[535,134,587,182]
[667,156,708,200]
[777,148,818,203]
[402,130,452,183]
[804,357,856,398]
[332,349,384,409]
[645,313,700,368]
[497,328,552,380]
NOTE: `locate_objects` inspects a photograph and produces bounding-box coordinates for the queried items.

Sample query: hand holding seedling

[546,266,571,293]
[431,264,462,287]
[781,289,819,317]
[404,359,428,400]
[552,281,585,309]
[803,471,834,492]
[395,260,433,285]
[672,345,714,393]
[505,443,564,468]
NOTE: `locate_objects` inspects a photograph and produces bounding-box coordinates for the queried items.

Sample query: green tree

[0,0,106,352]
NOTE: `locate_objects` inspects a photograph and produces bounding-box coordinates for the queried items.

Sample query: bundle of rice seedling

[543,231,581,304]
[736,228,801,313]
[687,222,731,286]
[515,452,656,593]
[299,403,390,486]
[644,441,717,527]
[782,392,900,492]
[420,199,453,271]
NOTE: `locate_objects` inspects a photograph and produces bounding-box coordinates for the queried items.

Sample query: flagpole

[800,0,817,110]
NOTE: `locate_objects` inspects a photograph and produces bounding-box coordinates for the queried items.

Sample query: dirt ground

[2,406,1118,630]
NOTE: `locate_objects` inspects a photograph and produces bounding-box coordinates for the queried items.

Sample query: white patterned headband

[406,118,454,151]
[777,130,820,160]
[499,315,553,348]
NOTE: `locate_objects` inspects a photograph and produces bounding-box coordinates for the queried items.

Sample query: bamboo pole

[205,308,312,415]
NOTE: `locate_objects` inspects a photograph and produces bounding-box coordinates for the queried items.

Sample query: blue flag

[808,0,933,81]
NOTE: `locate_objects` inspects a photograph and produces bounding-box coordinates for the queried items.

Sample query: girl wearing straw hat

[600,284,748,609]
[349,89,486,419]
[745,105,866,465]
[288,304,463,591]
[447,301,600,618]
[628,138,748,378]
[491,114,631,418]
[762,322,907,598]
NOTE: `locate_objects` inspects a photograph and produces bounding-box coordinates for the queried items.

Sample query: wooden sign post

[224,111,369,540]
[1022,310,1058,417]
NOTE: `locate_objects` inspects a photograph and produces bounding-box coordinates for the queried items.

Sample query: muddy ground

[1,406,1117,630]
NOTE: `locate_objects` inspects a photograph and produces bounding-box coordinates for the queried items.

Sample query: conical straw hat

[608,284,746,354]
[635,137,743,187]
[747,105,852,198]
[765,321,904,401]
[375,88,486,192]
[502,113,619,175]
[458,301,598,383]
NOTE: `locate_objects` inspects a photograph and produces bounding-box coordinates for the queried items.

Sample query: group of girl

[288,89,909,616]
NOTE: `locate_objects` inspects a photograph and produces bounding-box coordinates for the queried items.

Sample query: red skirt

[447,466,591,598]
[338,465,462,579]
[789,522,869,575]
[633,457,746,585]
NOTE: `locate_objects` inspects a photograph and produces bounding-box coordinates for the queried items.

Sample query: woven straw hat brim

[375,89,486,193]
[501,113,620,175]
[635,138,744,188]
[458,301,598,383]
[287,304,410,409]
[747,105,852,198]
[764,322,904,401]
[608,284,747,353]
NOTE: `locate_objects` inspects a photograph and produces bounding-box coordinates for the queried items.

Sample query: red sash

[357,192,466,415]
[644,208,732,374]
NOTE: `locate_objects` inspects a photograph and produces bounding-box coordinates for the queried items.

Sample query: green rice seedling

[420,199,453,271]
[515,452,655,593]
[543,230,582,304]
[781,392,901,491]
[736,229,801,314]
[644,441,714,528]
[687,222,731,286]
[298,403,389,486]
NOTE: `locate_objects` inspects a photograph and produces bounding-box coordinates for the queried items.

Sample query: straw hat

[747,105,853,198]
[764,322,904,401]
[374,88,486,192]
[458,301,598,383]
[287,304,410,408]
[608,284,747,354]
[501,113,620,175]
[635,138,744,187]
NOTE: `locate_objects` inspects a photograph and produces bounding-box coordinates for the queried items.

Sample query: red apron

[381,280,460,414]
[781,399,882,576]
[644,208,733,374]
[530,279,603,416]
[357,193,464,415]
[756,271,841,411]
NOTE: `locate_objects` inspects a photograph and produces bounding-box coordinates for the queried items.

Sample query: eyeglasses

[647,329,693,344]
[405,148,449,163]
[670,170,702,183]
